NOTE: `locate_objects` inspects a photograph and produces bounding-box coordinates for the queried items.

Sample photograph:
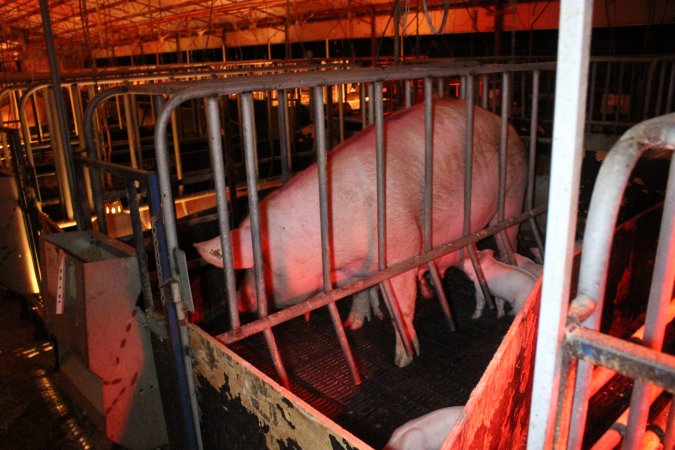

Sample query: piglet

[513,252,543,278]
[460,249,537,318]
[384,406,464,450]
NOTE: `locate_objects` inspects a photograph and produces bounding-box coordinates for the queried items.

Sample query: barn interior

[1,1,674,449]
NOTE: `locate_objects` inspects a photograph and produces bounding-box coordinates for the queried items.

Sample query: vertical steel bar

[404,79,412,108]
[45,87,74,220]
[123,93,140,169]
[124,179,154,311]
[169,108,184,196]
[436,77,444,98]
[623,154,675,449]
[368,83,374,125]
[587,61,597,133]
[527,1,594,448]
[497,71,515,264]
[338,84,345,143]
[313,86,361,384]
[460,76,466,100]
[205,97,240,329]
[655,63,667,116]
[480,74,489,109]
[29,93,44,143]
[278,89,292,182]
[361,83,367,128]
[241,93,290,389]
[527,70,545,255]
[462,75,494,309]
[375,81,414,358]
[39,0,87,228]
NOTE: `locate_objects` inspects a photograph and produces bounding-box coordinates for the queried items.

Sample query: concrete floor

[0,291,113,450]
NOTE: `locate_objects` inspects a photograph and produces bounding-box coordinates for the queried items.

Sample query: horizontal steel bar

[565,326,675,394]
[215,204,546,345]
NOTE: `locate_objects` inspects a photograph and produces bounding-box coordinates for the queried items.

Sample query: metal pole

[39,0,87,228]
[497,71,515,264]
[205,97,240,329]
[527,1,594,448]
[526,70,545,256]
[278,89,291,182]
[313,85,361,385]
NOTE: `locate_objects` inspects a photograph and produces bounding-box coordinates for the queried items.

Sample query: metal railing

[107,61,553,389]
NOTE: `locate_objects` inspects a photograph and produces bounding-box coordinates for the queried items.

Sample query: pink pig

[195,98,527,367]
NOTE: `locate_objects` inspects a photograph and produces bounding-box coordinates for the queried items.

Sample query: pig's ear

[194,235,225,268]
[230,228,254,269]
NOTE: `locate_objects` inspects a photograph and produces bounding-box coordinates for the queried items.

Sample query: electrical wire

[421,0,449,35]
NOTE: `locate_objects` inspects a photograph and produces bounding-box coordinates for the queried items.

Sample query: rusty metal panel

[189,324,372,450]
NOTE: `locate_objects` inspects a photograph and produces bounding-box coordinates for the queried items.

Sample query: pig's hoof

[471,309,483,319]
[395,351,414,368]
[343,314,365,330]
[413,339,420,356]
[419,283,435,300]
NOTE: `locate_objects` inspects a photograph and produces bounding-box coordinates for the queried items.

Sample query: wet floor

[0,291,113,450]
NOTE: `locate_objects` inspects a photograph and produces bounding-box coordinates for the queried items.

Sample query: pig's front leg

[391,270,420,367]
[471,279,486,319]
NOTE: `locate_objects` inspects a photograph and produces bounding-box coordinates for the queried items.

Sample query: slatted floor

[226,269,514,448]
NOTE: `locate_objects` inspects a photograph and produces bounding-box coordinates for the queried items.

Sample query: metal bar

[569,113,675,449]
[436,77,444,98]
[39,0,87,227]
[124,179,154,311]
[145,172,202,450]
[404,79,412,108]
[655,63,667,116]
[601,62,612,124]
[123,93,140,169]
[205,97,240,329]
[217,204,546,345]
[367,82,374,125]
[666,63,675,114]
[313,85,361,385]
[45,87,74,221]
[278,89,291,182]
[480,74,489,109]
[587,62,597,133]
[423,77,458,327]
[241,92,290,389]
[623,146,675,449]
[338,84,345,143]
[526,70,545,256]
[361,83,367,128]
[374,80,414,358]
[527,1,594,447]
[565,326,675,394]
[497,71,515,264]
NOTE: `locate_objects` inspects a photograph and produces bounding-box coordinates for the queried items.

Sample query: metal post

[338,84,345,143]
[497,71,515,264]
[241,93,290,389]
[527,1,594,448]
[205,97,240,329]
[374,81,414,358]
[278,89,292,182]
[123,93,140,169]
[313,85,361,385]
[526,70,545,256]
[39,0,87,228]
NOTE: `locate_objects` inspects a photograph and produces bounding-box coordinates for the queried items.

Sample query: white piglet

[513,252,543,278]
[384,406,464,450]
[460,249,537,318]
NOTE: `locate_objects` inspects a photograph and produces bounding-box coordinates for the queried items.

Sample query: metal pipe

[569,113,675,449]
[123,93,140,169]
[375,81,414,358]
[404,79,412,108]
[527,1,594,447]
[480,74,489,109]
[313,85,361,385]
[124,179,154,310]
[623,137,675,449]
[497,71,515,264]
[37,0,87,228]
[368,83,374,125]
[278,89,291,182]
[205,97,240,329]
[241,93,290,389]
[526,70,545,256]
[361,83,367,128]
[338,84,345,143]
[587,62,597,133]
[44,87,74,220]
[655,62,667,116]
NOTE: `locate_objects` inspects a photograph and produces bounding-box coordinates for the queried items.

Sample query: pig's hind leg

[387,269,420,367]
[344,286,384,330]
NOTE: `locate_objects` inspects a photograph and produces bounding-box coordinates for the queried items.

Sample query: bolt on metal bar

[373,81,415,358]
[527,1,594,447]
[623,139,675,449]
[313,85,361,384]
[241,92,290,389]
[205,97,240,329]
[565,326,675,395]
